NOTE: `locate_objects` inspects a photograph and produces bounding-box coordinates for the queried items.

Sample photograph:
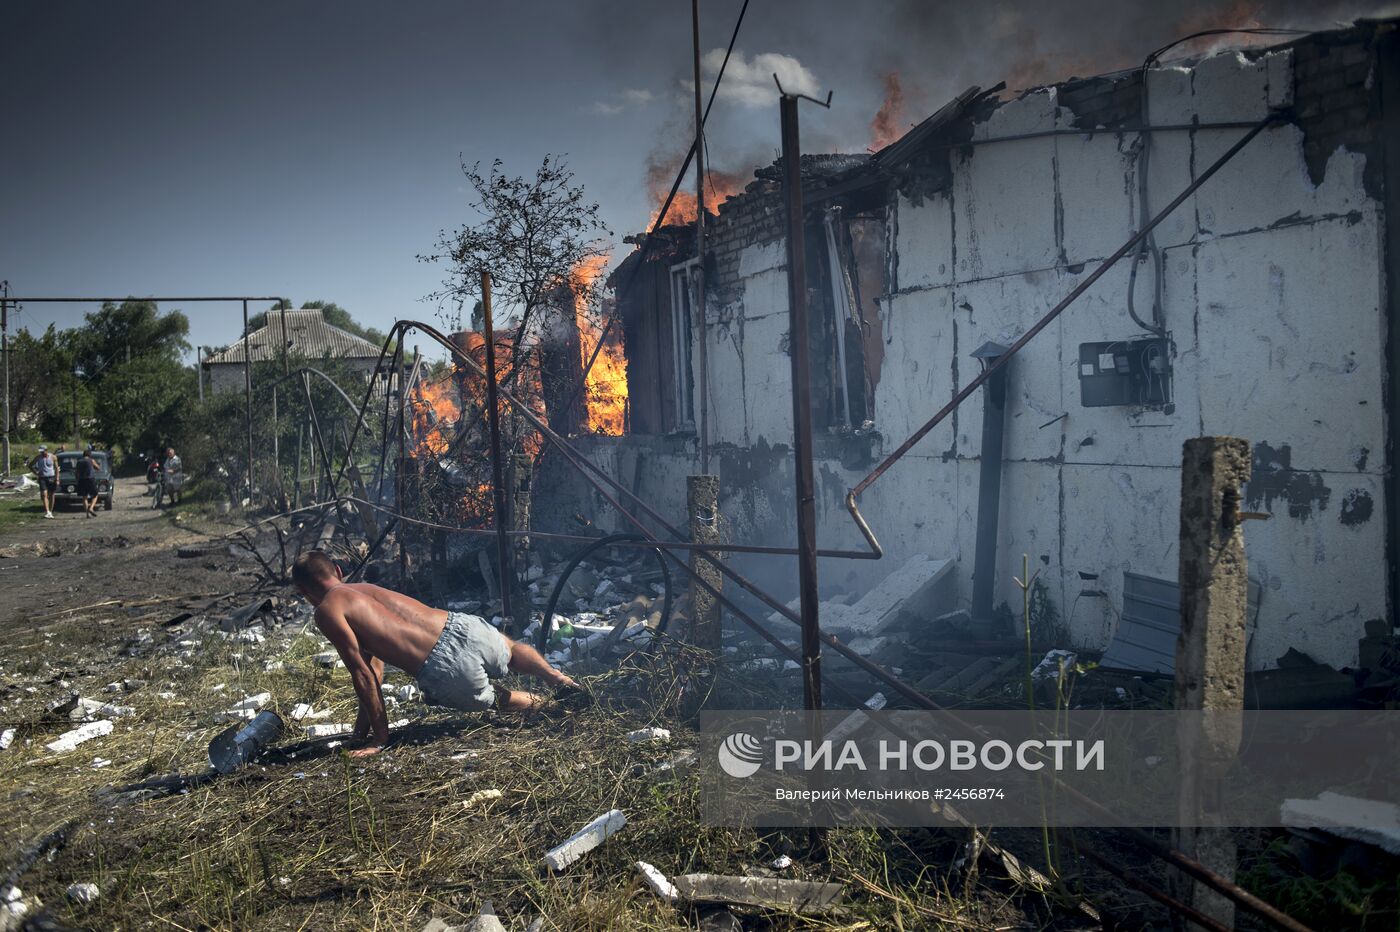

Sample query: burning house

[531,19,1400,672]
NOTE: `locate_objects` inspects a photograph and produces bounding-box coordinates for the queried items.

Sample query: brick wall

[1291,25,1383,193]
[707,179,784,299]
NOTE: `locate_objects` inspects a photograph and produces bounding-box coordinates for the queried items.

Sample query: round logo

[717,732,764,779]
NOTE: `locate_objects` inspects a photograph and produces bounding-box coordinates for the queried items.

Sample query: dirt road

[0,477,249,636]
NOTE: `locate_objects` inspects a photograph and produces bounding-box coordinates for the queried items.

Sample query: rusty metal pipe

[851,113,1280,501]
[1076,845,1232,932]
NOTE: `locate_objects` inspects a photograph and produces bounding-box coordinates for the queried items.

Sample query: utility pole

[691,0,709,473]
[780,90,822,714]
[1,282,9,478]
[242,299,253,506]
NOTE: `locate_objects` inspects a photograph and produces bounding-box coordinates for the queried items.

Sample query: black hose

[537,533,674,655]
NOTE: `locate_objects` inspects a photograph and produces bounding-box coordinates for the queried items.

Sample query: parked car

[56,450,114,511]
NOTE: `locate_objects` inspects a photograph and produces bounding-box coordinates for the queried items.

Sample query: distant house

[201,307,387,392]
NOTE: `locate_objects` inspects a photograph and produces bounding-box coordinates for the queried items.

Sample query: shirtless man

[291,550,577,757]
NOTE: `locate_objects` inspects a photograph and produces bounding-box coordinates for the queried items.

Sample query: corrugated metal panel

[1100,571,1261,674]
[203,309,384,365]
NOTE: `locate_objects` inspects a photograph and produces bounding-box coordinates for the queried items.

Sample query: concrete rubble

[672,873,846,913]
[289,702,331,721]
[305,723,354,738]
[541,808,626,871]
[635,860,680,902]
[767,554,954,642]
[45,720,114,754]
[1281,792,1400,856]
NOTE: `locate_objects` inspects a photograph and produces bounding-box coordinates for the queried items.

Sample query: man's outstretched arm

[314,607,390,756]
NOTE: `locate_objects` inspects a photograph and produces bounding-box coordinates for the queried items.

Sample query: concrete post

[687,474,722,650]
[1171,436,1251,931]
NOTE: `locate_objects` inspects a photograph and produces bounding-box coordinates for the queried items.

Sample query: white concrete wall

[576,47,1387,670]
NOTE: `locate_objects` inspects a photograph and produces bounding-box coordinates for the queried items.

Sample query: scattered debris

[635,860,680,902]
[45,720,114,754]
[463,789,502,809]
[313,651,344,668]
[220,598,272,632]
[770,855,793,870]
[625,726,670,743]
[1030,649,1077,682]
[56,696,133,721]
[208,711,284,774]
[65,882,99,904]
[672,874,845,913]
[541,809,626,871]
[768,554,953,638]
[289,703,331,721]
[0,729,13,750]
[1282,792,1400,855]
[305,723,354,738]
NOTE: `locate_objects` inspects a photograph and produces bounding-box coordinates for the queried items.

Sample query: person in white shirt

[28,446,57,518]
[161,447,183,505]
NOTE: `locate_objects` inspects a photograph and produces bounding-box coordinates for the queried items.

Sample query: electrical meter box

[1078,337,1172,408]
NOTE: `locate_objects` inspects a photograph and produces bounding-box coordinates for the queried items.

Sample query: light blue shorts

[416,613,511,712]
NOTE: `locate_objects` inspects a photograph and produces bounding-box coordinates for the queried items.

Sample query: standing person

[146,452,162,508]
[28,445,57,518]
[291,550,579,757]
[162,446,183,505]
[76,446,100,518]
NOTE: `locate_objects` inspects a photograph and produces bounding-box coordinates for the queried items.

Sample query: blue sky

[2,1,1389,363]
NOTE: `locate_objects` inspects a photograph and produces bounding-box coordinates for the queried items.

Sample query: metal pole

[242,299,253,505]
[196,347,204,404]
[971,343,1010,622]
[481,271,517,627]
[691,0,709,473]
[293,421,303,509]
[1,291,10,478]
[272,385,280,504]
[780,93,822,713]
[280,303,290,375]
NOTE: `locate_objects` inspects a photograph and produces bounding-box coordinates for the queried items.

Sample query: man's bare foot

[347,745,383,758]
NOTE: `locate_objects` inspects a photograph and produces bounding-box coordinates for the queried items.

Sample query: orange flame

[571,255,628,436]
[410,378,460,456]
[871,72,907,150]
[644,150,746,230]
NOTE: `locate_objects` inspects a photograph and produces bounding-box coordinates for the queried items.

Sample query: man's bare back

[316,582,447,674]
[290,549,578,757]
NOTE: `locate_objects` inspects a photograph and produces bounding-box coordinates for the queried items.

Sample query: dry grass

[0,601,1038,931]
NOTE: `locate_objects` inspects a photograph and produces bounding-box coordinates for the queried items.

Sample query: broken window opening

[815,207,886,431]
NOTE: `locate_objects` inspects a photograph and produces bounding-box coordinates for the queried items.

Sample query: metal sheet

[1100,571,1260,674]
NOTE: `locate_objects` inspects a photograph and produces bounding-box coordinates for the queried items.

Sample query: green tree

[6,324,72,438]
[93,355,197,454]
[69,299,190,378]
[56,301,191,453]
